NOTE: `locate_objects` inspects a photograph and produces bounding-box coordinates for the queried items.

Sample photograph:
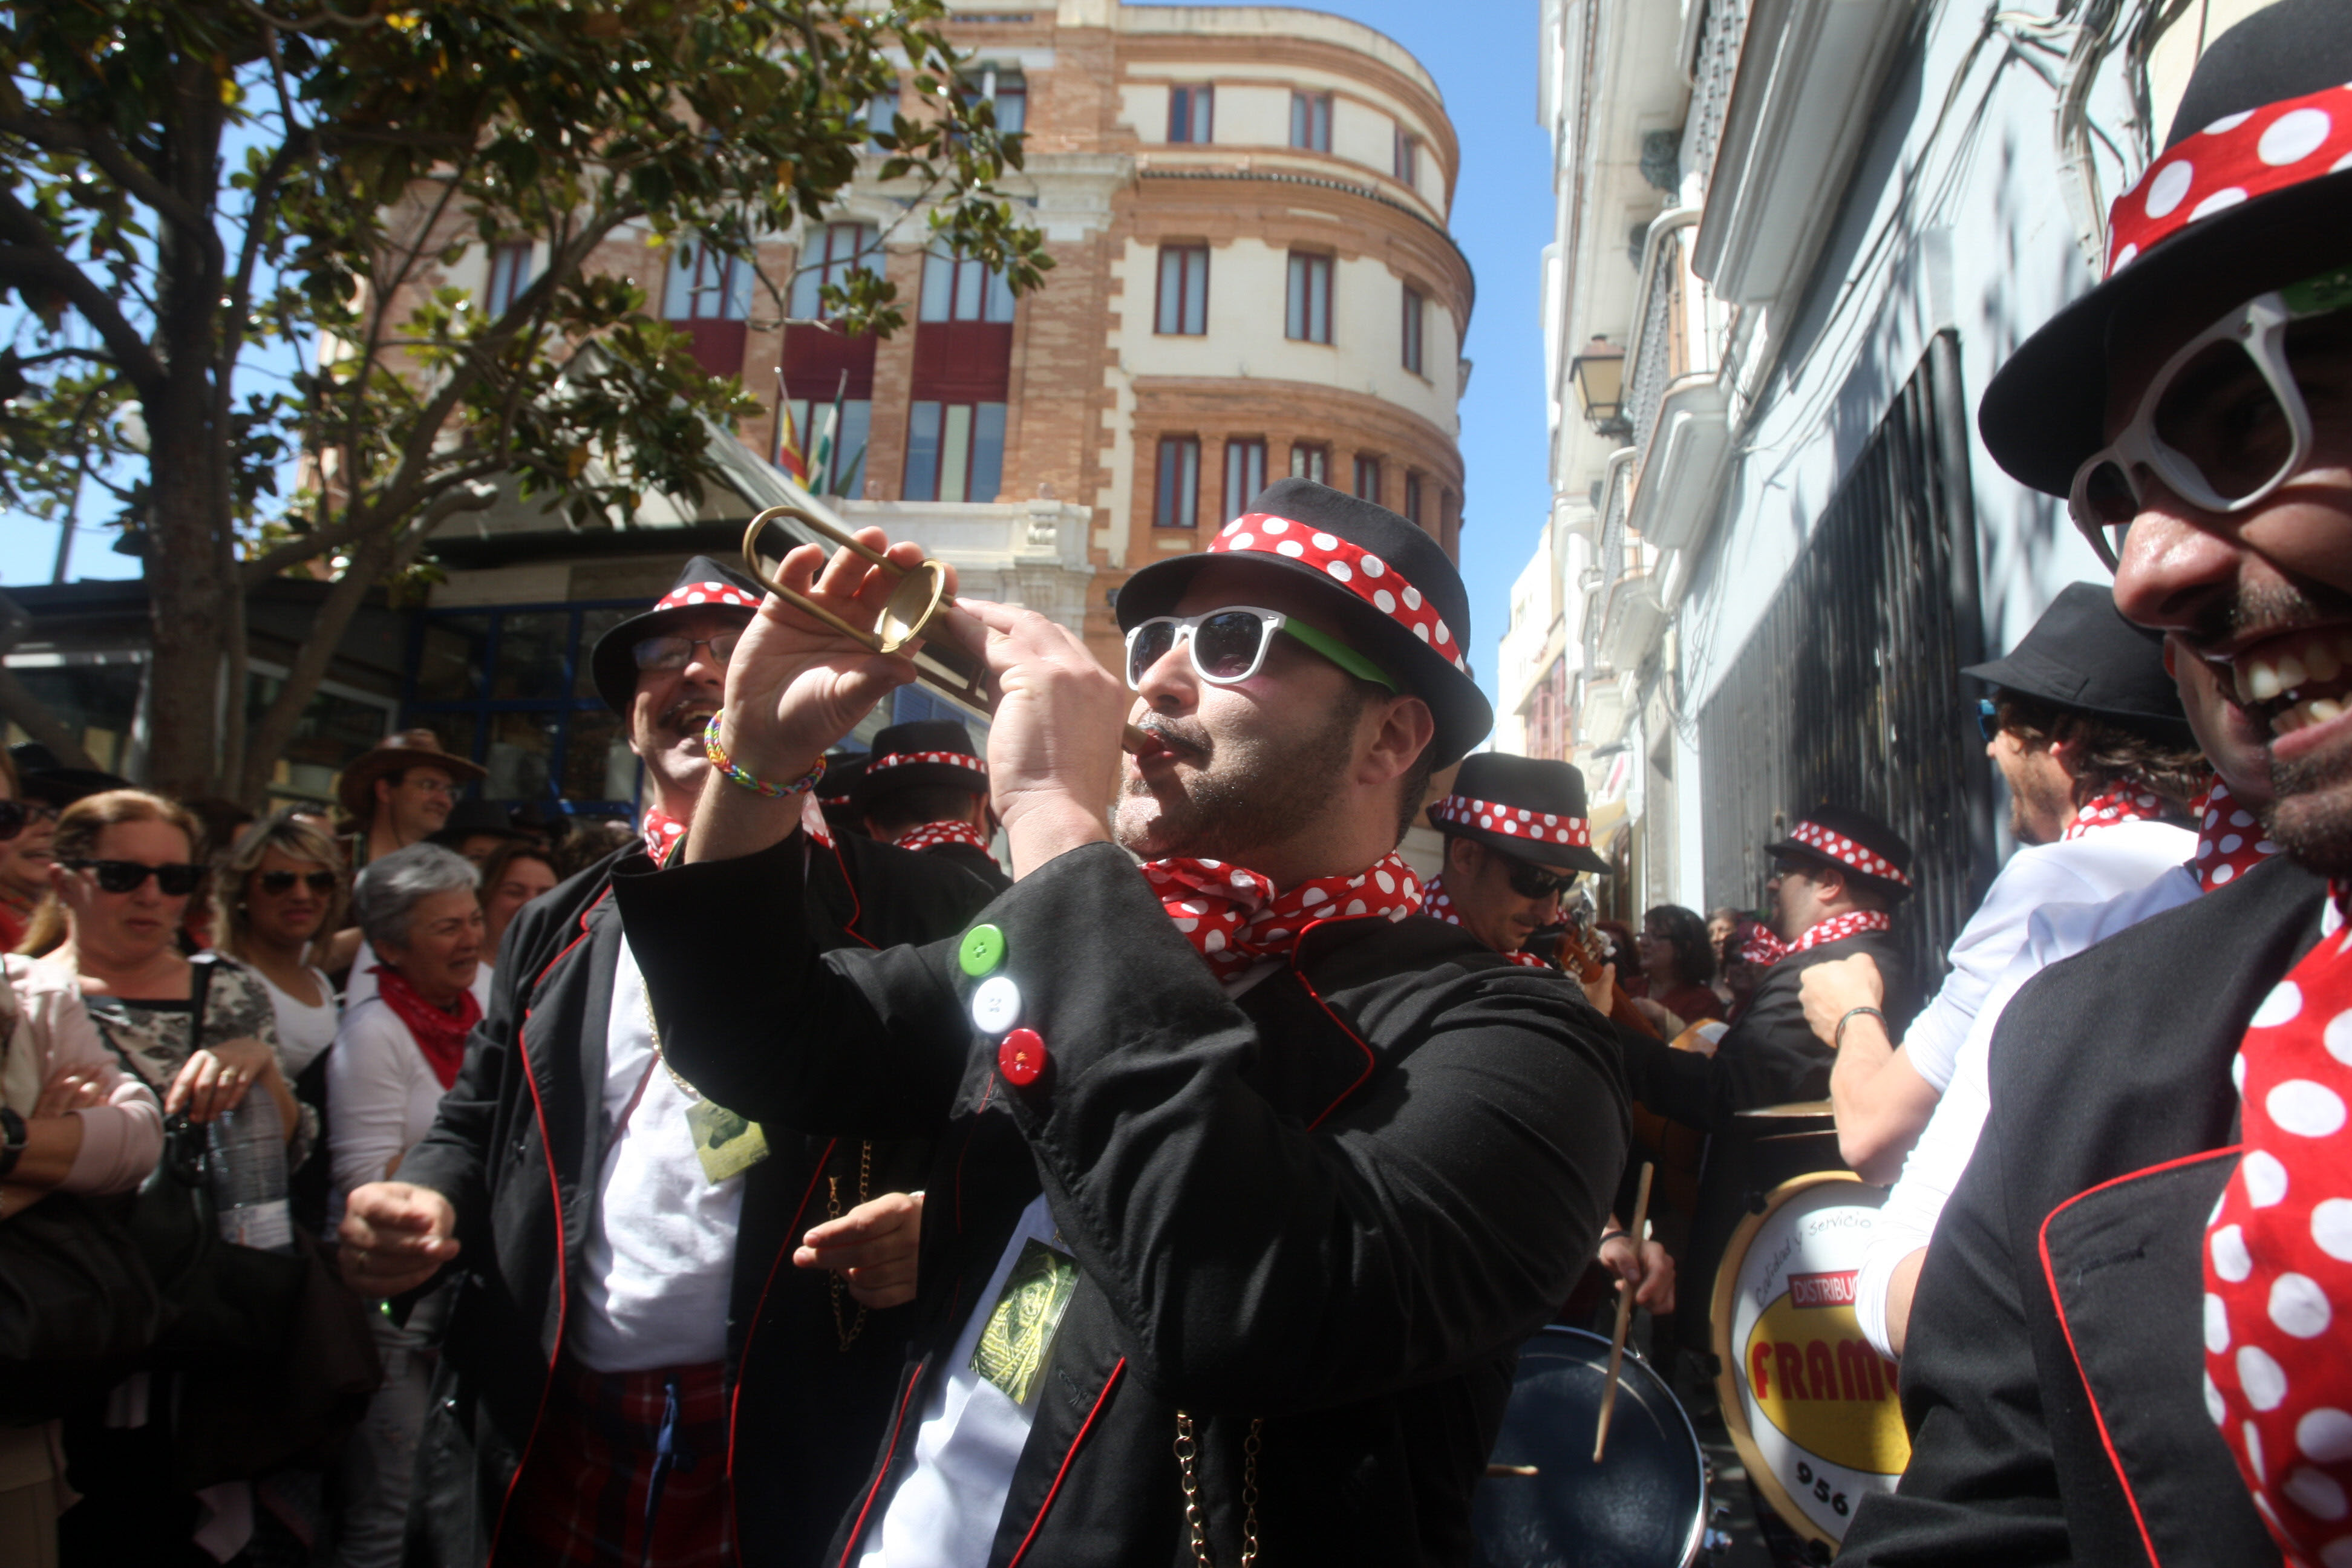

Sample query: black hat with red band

[1428,752,1612,875]
[853,719,990,814]
[1765,804,1915,904]
[1979,0,2352,496]
[588,555,765,719]
[1116,477,1494,766]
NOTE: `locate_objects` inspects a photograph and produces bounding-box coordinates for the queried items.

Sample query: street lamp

[1569,338,1632,440]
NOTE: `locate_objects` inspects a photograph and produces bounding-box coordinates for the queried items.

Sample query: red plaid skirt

[501,1357,734,1568]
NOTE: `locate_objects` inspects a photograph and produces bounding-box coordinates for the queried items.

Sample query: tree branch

[0,217,168,397]
[0,112,209,235]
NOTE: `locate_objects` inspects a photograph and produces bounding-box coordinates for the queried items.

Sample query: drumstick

[1593,1161,1655,1464]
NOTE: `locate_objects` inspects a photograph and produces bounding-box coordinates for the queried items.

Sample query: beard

[1113,688,1365,864]
[2182,578,2352,876]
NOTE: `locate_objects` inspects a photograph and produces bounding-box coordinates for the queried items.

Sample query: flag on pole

[772,366,808,483]
[812,368,849,495]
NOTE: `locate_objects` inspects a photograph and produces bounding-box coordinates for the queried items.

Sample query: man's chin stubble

[2269,736,2352,876]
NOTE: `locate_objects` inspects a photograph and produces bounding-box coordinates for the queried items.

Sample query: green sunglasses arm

[1279,618,1399,693]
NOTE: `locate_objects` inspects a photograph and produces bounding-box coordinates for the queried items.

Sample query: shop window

[1156,245,1209,336]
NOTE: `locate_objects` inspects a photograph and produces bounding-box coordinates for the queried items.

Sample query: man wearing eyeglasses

[1838,3,2352,1563]
[608,480,1627,1564]
[335,728,485,869]
[338,557,996,1568]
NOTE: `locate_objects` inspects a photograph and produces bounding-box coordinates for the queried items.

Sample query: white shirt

[567,938,743,1374]
[345,938,493,1018]
[256,965,339,1079]
[327,996,457,1196]
[1901,820,2195,1092]
[1855,864,2201,1357]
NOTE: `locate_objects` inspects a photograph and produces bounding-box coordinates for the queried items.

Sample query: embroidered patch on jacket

[972,1237,1080,1405]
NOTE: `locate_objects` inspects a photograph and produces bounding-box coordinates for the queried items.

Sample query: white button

[971,975,1022,1034]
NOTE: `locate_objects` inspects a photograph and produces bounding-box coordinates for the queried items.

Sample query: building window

[1289,443,1327,484]
[904,400,1007,503]
[663,239,752,378]
[782,396,874,497]
[485,241,534,317]
[1403,471,1423,525]
[788,223,879,319]
[1353,454,1382,503]
[1168,85,1214,143]
[863,83,900,151]
[1223,437,1266,522]
[1289,91,1332,152]
[1155,436,1201,529]
[1394,128,1420,186]
[963,67,1025,135]
[1285,252,1332,344]
[408,603,646,812]
[1401,284,1425,376]
[920,244,1017,324]
[1155,245,1209,336]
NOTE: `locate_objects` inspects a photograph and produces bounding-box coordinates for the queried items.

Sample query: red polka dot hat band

[1767,804,1916,900]
[589,554,767,719]
[653,580,762,614]
[868,749,987,780]
[1428,794,1590,849]
[1784,818,1912,888]
[2106,84,2352,278]
[1210,513,1471,676]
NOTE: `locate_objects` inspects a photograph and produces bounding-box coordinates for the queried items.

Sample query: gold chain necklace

[639,987,695,1097]
[1174,1412,1261,1566]
[826,1140,872,1350]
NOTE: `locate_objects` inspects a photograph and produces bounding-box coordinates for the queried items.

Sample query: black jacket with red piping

[395,834,996,1568]
[1838,853,2322,1567]
[613,837,1630,1567]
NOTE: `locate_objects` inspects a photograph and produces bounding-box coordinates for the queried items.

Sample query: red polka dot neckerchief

[2193,780,2282,893]
[2204,886,2352,1564]
[641,806,686,863]
[893,818,999,869]
[1139,851,1423,982]
[1419,877,1550,969]
[2062,786,2167,841]
[1736,910,1890,969]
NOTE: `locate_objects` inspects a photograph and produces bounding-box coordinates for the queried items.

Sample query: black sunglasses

[67,860,205,897]
[1975,697,2001,744]
[1504,860,1577,900]
[256,870,339,896]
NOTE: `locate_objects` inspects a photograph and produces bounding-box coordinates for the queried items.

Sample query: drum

[1472,1327,1710,1568]
[1710,1172,1910,1548]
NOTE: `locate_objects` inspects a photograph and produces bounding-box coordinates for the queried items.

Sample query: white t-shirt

[326,996,457,1196]
[256,965,339,1079]
[1901,820,2195,1092]
[345,938,493,1018]
[567,938,744,1374]
[1855,864,2202,1358]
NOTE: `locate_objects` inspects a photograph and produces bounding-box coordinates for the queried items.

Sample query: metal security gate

[1697,332,1998,988]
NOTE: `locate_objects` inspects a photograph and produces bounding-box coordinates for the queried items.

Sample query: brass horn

[739,505,1154,753]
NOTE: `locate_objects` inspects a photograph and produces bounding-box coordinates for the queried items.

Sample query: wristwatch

[0,1106,26,1181]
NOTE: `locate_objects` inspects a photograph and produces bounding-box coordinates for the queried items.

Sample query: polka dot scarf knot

[2194,780,2282,893]
[1420,877,1550,969]
[641,807,686,864]
[1790,910,1891,956]
[895,819,999,867]
[2204,889,2352,1563]
[2062,786,2166,841]
[1140,851,1423,981]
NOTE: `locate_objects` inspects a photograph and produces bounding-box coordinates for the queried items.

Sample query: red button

[997,1028,1046,1086]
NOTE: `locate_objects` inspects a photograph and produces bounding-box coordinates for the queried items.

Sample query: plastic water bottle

[207,1091,294,1254]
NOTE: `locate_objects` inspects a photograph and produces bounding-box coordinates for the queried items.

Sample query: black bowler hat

[818,748,870,838]
[1428,753,1612,875]
[1963,582,2193,742]
[1979,0,2352,496]
[1766,805,1914,903]
[589,556,765,718]
[1117,478,1494,766]
[853,720,988,815]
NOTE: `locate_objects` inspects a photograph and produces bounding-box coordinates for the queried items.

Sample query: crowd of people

[0,3,2345,1564]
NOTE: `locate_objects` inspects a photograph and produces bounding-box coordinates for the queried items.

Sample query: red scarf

[2192,780,2280,893]
[1140,851,1422,982]
[2203,886,2352,1564]
[894,820,999,867]
[2062,786,2167,841]
[371,965,483,1089]
[642,806,687,864]
[1734,910,1889,967]
[1419,877,1550,969]
[1736,919,1789,966]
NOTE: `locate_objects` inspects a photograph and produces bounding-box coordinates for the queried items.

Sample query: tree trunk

[142,418,235,802]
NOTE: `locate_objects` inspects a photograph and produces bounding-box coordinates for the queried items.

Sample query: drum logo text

[1789,1269,1860,1308]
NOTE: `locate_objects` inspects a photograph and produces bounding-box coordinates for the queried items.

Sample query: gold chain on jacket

[1174,1412,1261,1566]
[826,1139,873,1350]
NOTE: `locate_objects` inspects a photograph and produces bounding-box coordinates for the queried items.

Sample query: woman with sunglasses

[213,810,352,1085]
[0,753,57,955]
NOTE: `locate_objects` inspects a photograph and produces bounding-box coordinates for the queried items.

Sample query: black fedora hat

[589,556,765,718]
[1427,753,1612,875]
[1979,0,2352,497]
[1765,804,1914,903]
[1116,477,1494,766]
[1963,582,2193,742]
[852,720,989,815]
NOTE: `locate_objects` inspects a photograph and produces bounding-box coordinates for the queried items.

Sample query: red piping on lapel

[1005,1357,1128,1567]
[485,889,608,1563]
[1289,918,1380,1131]
[2036,1144,2244,1568]
[829,835,877,950]
[725,1137,840,1528]
[839,1365,929,1568]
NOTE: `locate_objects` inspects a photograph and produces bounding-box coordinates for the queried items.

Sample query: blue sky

[2,1,1549,708]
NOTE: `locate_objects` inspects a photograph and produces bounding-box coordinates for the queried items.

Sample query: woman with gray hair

[326,842,483,1568]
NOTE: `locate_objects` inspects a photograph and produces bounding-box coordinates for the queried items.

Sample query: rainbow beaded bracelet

[703,710,826,800]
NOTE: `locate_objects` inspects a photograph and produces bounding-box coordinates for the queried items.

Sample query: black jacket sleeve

[1615,956,1829,1132]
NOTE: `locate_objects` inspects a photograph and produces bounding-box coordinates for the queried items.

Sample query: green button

[959,923,1007,977]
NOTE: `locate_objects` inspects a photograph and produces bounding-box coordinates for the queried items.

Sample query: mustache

[1135,713,1210,757]
[655,693,721,735]
[2181,578,2352,650]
